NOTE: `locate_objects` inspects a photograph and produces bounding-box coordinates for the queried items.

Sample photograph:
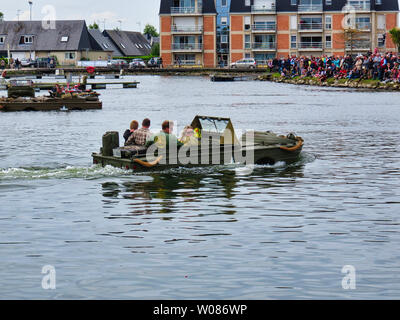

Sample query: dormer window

[120,43,126,49]
[61,36,69,42]
[0,35,5,44]
[103,43,109,49]
[19,35,34,44]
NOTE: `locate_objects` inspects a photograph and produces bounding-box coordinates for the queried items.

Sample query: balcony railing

[171,25,203,33]
[251,23,276,31]
[173,60,198,66]
[252,42,276,50]
[298,4,323,12]
[298,23,323,30]
[346,1,371,11]
[172,43,203,51]
[355,22,371,30]
[298,42,323,49]
[346,40,371,49]
[251,3,276,13]
[171,6,202,14]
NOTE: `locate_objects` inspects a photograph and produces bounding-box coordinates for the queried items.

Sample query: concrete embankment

[257,73,400,91]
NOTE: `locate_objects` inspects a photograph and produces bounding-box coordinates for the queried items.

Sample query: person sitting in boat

[146,120,183,150]
[179,126,198,146]
[125,118,152,146]
[123,120,139,143]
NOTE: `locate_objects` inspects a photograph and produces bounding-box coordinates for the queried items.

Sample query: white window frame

[64,52,76,60]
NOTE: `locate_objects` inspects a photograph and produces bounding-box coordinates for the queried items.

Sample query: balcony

[345,1,371,11]
[252,42,276,50]
[251,3,276,13]
[172,43,203,52]
[355,22,371,31]
[298,4,323,12]
[171,25,203,33]
[251,23,276,32]
[171,6,202,15]
[346,40,371,50]
[298,42,323,50]
[298,23,323,31]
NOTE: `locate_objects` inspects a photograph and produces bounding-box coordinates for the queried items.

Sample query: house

[159,0,399,66]
[230,0,399,63]
[159,0,218,67]
[0,20,112,65]
[88,29,123,58]
[103,30,152,57]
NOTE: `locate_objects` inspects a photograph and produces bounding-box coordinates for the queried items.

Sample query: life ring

[280,137,304,152]
[1,70,6,78]
[86,66,95,74]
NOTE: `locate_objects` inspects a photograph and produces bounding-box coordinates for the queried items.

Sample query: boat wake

[0,165,129,181]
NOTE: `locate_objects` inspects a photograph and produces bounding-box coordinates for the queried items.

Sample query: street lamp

[28,1,33,21]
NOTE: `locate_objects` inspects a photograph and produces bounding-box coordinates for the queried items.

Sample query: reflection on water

[1,76,400,299]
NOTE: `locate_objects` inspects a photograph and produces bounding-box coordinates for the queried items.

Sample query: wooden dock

[1,81,140,91]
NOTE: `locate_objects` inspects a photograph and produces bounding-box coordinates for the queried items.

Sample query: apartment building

[230,0,399,64]
[159,0,218,67]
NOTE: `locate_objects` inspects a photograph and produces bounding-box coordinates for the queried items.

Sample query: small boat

[0,80,102,112]
[92,116,304,172]
[211,75,251,82]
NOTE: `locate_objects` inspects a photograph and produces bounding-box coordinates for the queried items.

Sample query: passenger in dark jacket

[123,120,139,143]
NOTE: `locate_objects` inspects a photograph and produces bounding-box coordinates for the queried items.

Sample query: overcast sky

[0,0,161,32]
[1,0,399,32]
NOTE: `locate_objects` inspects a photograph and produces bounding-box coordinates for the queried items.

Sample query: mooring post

[102,132,120,156]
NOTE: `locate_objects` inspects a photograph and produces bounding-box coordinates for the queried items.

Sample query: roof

[230,0,399,13]
[159,0,217,14]
[0,20,106,52]
[88,29,121,56]
[103,30,152,56]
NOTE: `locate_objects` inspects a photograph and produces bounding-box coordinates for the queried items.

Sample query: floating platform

[30,82,139,91]
[211,75,251,82]
[0,97,102,112]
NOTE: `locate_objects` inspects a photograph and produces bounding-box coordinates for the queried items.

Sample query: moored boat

[92,116,304,172]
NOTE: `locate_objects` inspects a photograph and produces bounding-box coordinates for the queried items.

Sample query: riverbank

[1,67,268,78]
[258,73,400,91]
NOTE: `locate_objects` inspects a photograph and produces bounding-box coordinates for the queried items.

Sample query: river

[0,75,399,299]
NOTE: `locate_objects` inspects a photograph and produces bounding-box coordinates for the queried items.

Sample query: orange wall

[231,15,244,32]
[332,33,345,50]
[277,34,289,50]
[162,52,172,66]
[204,34,215,51]
[332,14,345,30]
[203,52,215,67]
[161,35,171,51]
[277,15,289,31]
[160,16,171,33]
[203,15,215,33]
[386,13,398,49]
[231,53,243,63]
[231,34,243,50]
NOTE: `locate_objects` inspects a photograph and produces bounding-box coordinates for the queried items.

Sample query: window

[221,17,228,26]
[378,34,386,47]
[376,0,382,5]
[245,0,250,6]
[290,15,297,30]
[0,36,5,44]
[325,35,332,48]
[65,52,76,60]
[245,34,251,49]
[325,0,332,5]
[291,35,297,49]
[291,0,297,5]
[325,15,332,30]
[221,35,228,43]
[120,43,126,49]
[244,16,251,30]
[221,0,227,6]
[19,35,34,44]
[103,43,109,49]
[61,36,69,42]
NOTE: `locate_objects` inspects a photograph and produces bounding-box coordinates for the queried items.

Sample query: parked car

[230,58,257,69]
[147,57,160,68]
[107,59,128,69]
[129,59,146,69]
[36,57,56,68]
[20,58,38,68]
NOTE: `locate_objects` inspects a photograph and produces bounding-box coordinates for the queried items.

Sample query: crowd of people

[123,118,198,151]
[267,50,400,83]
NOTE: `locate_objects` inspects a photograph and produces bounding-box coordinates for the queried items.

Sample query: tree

[151,42,160,57]
[0,12,4,21]
[143,24,159,38]
[389,27,400,52]
[89,22,99,30]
